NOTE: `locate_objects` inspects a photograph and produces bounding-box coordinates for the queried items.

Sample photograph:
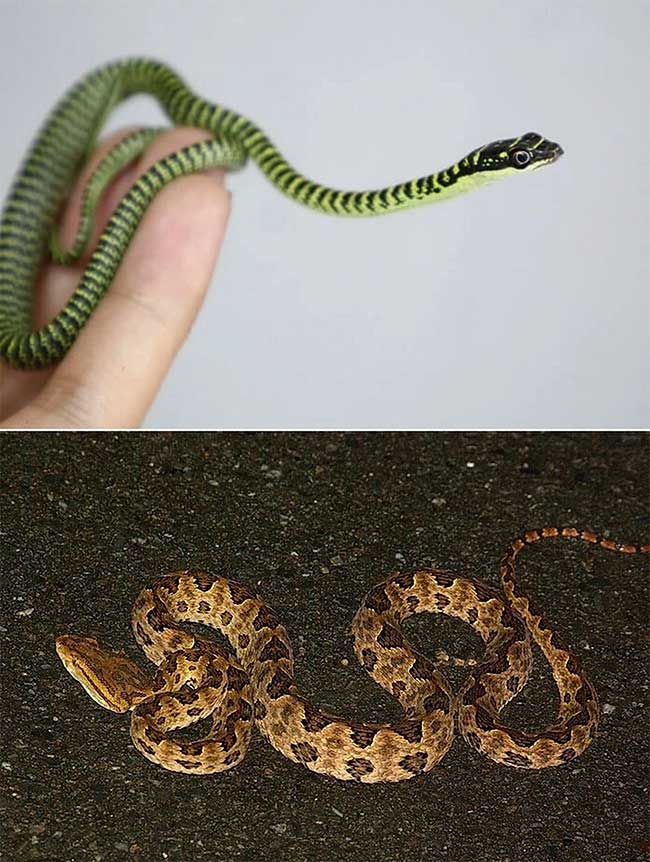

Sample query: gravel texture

[0,431,648,862]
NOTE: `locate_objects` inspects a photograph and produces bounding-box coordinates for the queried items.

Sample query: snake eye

[512,150,531,168]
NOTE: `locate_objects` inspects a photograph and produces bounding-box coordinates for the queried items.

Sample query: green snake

[0,58,564,369]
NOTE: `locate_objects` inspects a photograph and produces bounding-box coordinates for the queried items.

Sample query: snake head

[471,133,564,175]
[56,634,153,712]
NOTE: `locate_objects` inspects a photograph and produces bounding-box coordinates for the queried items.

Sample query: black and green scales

[0,58,563,369]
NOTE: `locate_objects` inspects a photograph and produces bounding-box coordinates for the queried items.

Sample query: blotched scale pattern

[56,527,648,781]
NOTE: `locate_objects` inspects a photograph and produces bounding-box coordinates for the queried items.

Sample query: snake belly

[55,526,648,782]
[0,58,563,368]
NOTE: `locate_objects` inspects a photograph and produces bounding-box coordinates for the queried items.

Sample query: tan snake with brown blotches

[56,527,648,782]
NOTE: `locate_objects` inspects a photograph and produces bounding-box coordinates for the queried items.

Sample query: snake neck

[238,144,498,216]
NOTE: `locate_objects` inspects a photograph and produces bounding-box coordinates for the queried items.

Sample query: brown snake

[56,527,648,783]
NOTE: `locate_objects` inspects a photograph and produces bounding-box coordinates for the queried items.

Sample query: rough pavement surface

[0,432,648,862]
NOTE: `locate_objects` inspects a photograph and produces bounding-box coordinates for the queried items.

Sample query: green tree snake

[0,58,563,369]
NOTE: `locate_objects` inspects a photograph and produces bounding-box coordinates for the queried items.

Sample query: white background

[1,0,648,428]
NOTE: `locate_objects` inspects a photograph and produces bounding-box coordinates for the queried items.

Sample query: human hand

[0,127,231,428]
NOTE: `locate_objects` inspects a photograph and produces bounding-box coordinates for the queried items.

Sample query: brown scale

[126,585,254,773]
[55,527,648,781]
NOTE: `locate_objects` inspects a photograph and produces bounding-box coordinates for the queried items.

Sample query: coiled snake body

[56,527,648,783]
[0,57,563,368]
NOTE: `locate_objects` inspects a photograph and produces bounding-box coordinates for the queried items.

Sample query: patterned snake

[56,527,648,783]
[1,57,563,369]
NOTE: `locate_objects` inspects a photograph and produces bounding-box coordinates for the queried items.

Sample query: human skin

[0,127,231,428]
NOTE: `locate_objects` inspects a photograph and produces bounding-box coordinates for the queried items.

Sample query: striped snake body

[56,527,648,782]
[1,58,563,368]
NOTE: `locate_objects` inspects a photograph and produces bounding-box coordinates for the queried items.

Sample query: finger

[1,127,144,420]
[34,126,146,329]
[4,127,230,428]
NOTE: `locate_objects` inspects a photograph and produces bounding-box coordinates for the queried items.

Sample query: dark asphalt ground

[0,432,648,862]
